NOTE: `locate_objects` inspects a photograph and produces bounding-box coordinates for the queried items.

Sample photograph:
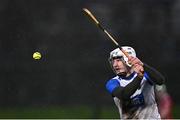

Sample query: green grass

[173,105,180,118]
[0,105,179,119]
[0,106,94,119]
[0,105,120,119]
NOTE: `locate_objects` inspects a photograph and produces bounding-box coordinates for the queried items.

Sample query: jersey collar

[118,72,136,80]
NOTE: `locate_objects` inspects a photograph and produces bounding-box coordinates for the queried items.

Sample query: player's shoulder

[105,76,120,94]
[143,72,154,85]
[106,76,119,85]
[144,72,150,80]
[111,76,119,80]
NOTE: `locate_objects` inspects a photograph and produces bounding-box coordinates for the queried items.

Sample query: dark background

[0,0,179,118]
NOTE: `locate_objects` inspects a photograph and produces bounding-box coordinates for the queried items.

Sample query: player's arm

[128,56,165,85]
[143,63,165,85]
[106,76,143,100]
[112,76,143,100]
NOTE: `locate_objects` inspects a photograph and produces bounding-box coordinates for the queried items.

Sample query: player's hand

[133,64,144,77]
[128,56,144,77]
[128,56,144,66]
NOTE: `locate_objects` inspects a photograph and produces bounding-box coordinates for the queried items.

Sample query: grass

[0,105,179,119]
[173,105,180,118]
[0,106,93,119]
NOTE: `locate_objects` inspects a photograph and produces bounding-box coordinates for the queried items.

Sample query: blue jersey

[106,72,161,119]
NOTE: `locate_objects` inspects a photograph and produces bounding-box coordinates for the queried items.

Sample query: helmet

[109,46,136,67]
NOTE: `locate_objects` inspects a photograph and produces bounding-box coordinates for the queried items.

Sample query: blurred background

[0,0,179,118]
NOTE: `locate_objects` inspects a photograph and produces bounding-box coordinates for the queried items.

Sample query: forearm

[112,76,142,100]
[144,63,165,85]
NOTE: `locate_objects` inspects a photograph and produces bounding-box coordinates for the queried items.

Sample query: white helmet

[109,46,136,67]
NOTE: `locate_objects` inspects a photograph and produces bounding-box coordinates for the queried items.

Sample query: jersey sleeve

[106,79,120,94]
[144,72,154,85]
[144,63,165,85]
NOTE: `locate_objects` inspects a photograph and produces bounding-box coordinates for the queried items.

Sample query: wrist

[137,72,144,78]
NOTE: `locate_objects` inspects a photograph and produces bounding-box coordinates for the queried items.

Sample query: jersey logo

[130,93,145,108]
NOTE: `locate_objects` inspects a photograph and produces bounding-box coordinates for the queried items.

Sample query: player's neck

[118,71,136,80]
[126,71,133,77]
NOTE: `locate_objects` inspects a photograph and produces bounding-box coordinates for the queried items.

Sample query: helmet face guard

[109,46,136,68]
[108,56,127,75]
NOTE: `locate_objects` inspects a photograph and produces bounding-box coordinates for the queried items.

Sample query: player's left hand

[128,56,144,66]
[133,64,144,77]
[128,56,144,77]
